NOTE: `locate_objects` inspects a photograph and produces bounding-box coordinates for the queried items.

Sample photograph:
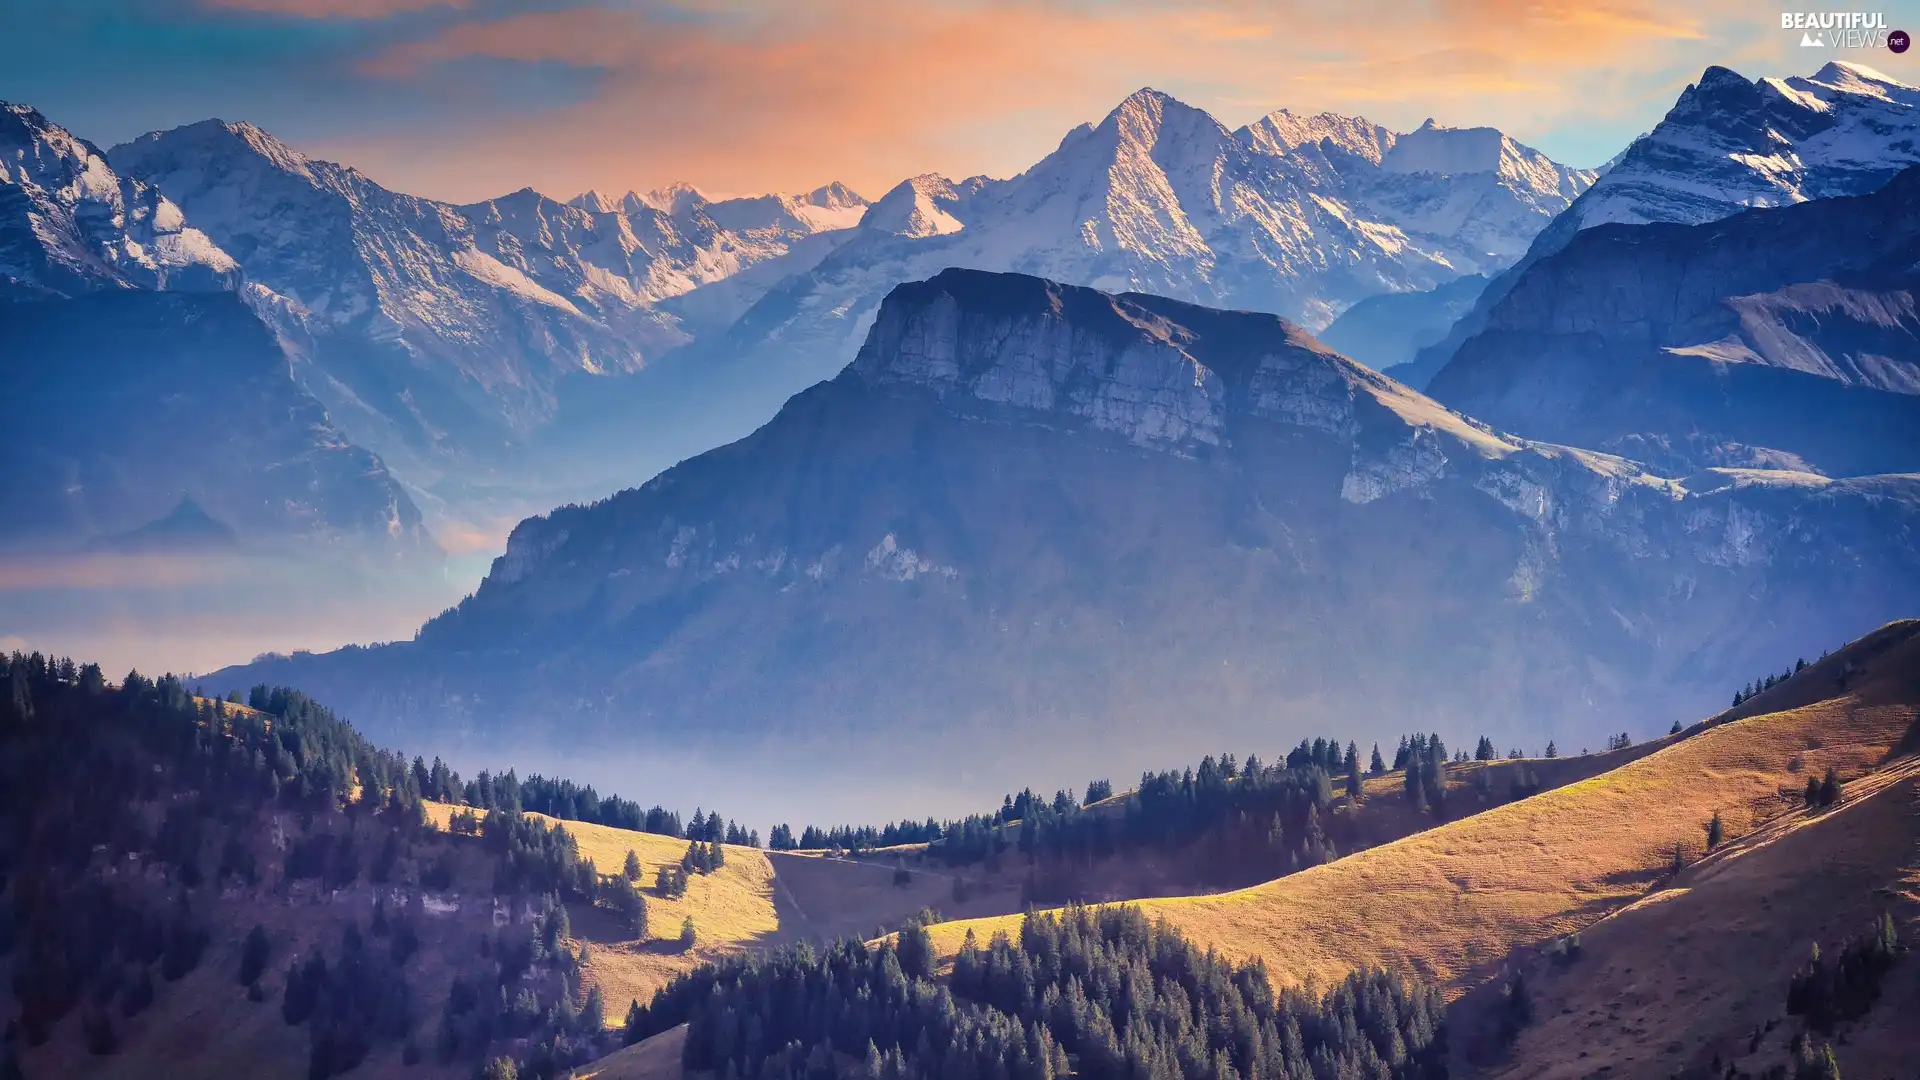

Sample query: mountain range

[107,122,868,480]
[1399,61,1920,388]
[209,268,1920,815]
[42,88,1588,515]
[533,89,1594,497]
[0,103,429,555]
[1426,165,1920,477]
[10,59,1920,795]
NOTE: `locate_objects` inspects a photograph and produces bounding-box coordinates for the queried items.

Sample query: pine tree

[1705,812,1724,850]
[240,923,272,985]
[679,917,696,950]
[1368,743,1385,776]
[1544,740,1558,759]
[624,849,642,881]
[1818,768,1842,808]
[583,985,606,1032]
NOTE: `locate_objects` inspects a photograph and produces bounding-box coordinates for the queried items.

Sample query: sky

[4,0,1919,208]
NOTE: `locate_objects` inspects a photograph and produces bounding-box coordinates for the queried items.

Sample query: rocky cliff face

[207,270,1920,816]
[1428,166,1920,477]
[1404,61,1920,389]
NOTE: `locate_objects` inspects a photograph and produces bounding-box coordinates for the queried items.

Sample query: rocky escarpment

[208,270,1920,818]
[1428,165,1920,477]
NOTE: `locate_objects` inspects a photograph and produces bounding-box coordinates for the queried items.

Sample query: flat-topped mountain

[210,270,1920,815]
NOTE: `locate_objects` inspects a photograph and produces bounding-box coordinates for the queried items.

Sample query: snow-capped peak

[802,181,866,211]
[1802,60,1915,99]
[569,188,625,214]
[0,102,238,296]
[1099,86,1232,152]
[1379,122,1580,198]
[1556,60,1920,236]
[861,174,973,238]
[637,181,709,218]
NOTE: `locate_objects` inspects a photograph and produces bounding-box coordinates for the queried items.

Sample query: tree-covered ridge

[427,762,761,849]
[0,651,627,1079]
[624,904,1446,1080]
[770,734,1543,900]
[0,654,424,1052]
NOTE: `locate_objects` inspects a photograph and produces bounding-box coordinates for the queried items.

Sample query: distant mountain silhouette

[91,495,240,553]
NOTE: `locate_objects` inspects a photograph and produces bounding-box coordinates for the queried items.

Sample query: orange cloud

[201,0,469,16]
[316,0,1784,203]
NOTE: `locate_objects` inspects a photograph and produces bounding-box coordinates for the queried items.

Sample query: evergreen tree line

[447,767,692,841]
[0,650,628,1069]
[624,904,1447,1080]
[1731,656,1816,708]
[774,731,1552,894]
[0,653,430,1049]
[1785,913,1902,1035]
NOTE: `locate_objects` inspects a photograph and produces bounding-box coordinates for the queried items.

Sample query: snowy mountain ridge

[635,86,1597,467]
[106,119,870,472]
[1402,60,1920,389]
[0,101,238,298]
[1566,61,1920,232]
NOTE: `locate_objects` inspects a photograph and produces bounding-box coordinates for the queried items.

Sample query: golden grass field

[926,621,1920,999]
[419,804,1029,1019]
[1485,759,1920,1079]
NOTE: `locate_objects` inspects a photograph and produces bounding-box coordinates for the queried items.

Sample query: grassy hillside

[925,621,1920,997]
[1481,758,1919,1078]
[420,804,1029,1019]
[573,1024,686,1080]
[827,732,1684,913]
